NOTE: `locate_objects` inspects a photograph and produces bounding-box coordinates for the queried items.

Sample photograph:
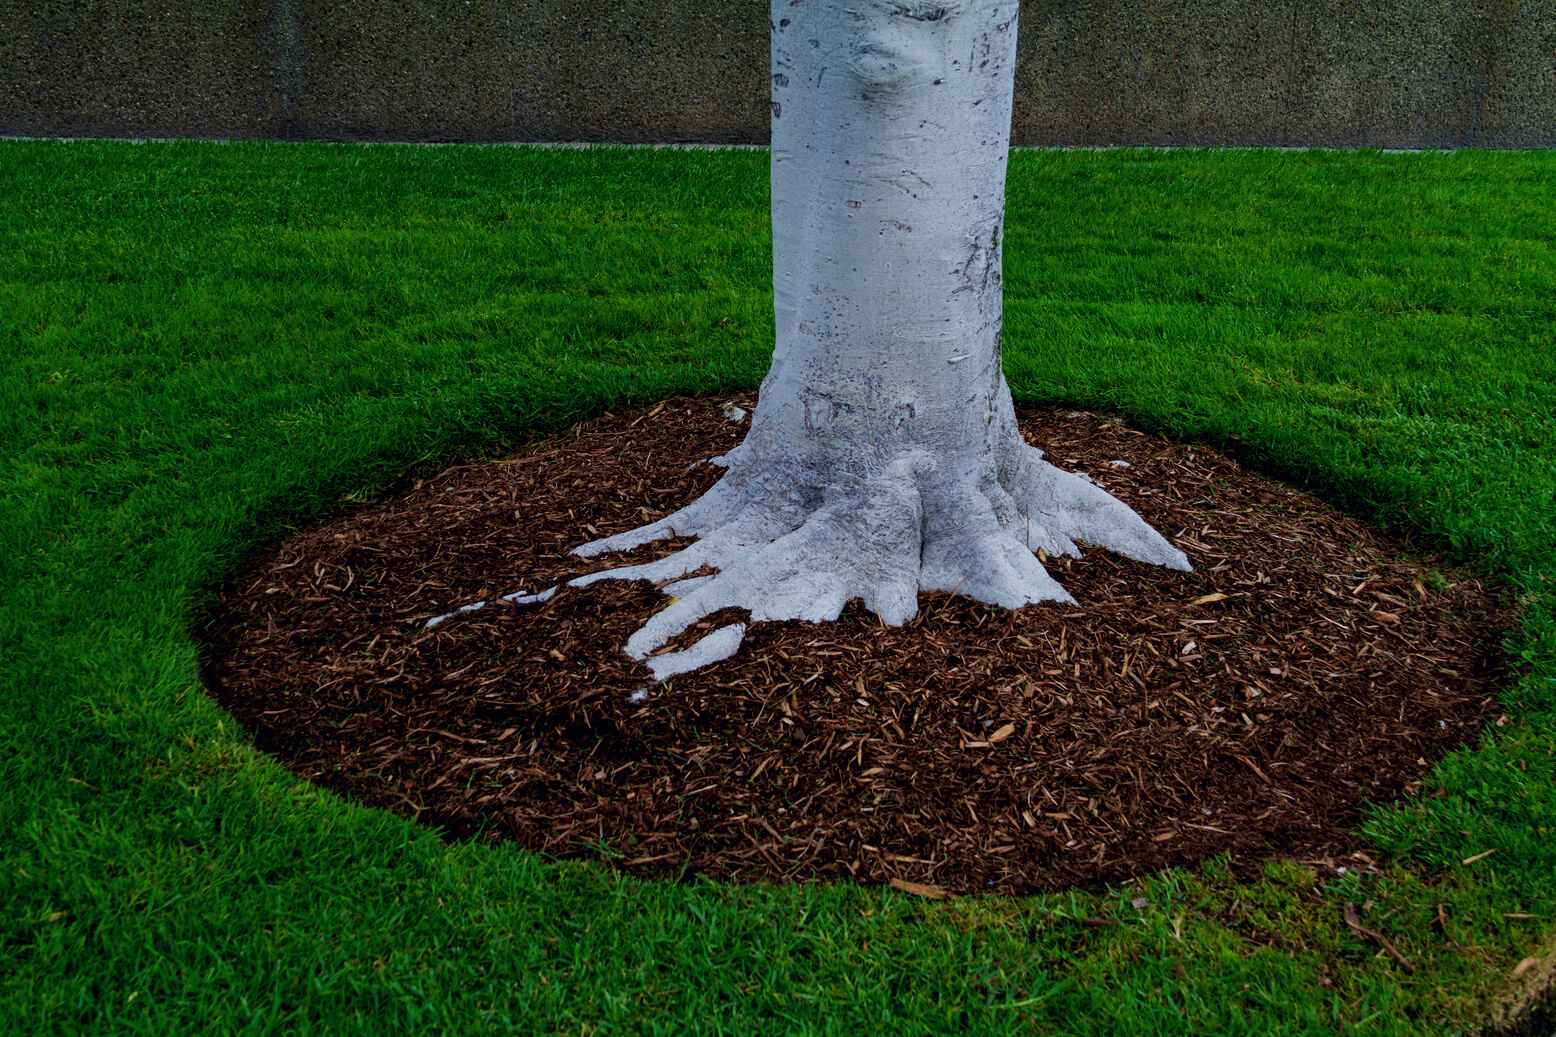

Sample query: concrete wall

[3,0,1552,148]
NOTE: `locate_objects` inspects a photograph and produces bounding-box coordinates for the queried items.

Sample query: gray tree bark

[573,0,1189,679]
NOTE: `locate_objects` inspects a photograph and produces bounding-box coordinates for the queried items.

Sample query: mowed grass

[1,137,1552,1035]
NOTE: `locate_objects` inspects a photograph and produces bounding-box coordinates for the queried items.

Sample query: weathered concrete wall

[1015,0,1556,147]
[3,0,1552,147]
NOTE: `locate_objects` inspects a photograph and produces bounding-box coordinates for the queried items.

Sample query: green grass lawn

[1,138,1552,1035]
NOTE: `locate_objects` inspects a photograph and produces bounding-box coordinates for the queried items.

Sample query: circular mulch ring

[199,397,1511,896]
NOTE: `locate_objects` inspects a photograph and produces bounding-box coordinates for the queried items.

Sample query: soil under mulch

[198,397,1512,896]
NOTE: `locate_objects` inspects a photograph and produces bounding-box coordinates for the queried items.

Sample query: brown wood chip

[890,878,951,900]
[1343,901,1413,970]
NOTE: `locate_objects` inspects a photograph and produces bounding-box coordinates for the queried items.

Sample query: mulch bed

[198,397,1511,896]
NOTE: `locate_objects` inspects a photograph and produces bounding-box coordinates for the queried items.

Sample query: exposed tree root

[569,433,1190,676]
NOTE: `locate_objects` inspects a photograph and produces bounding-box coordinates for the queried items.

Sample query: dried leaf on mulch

[198,398,1510,896]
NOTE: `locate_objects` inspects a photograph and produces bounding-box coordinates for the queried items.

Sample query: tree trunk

[574,0,1188,676]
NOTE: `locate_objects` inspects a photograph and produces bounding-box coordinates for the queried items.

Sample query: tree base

[201,402,1506,898]
[573,426,1190,673]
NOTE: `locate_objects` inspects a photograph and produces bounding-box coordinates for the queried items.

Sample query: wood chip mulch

[197,397,1511,896]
